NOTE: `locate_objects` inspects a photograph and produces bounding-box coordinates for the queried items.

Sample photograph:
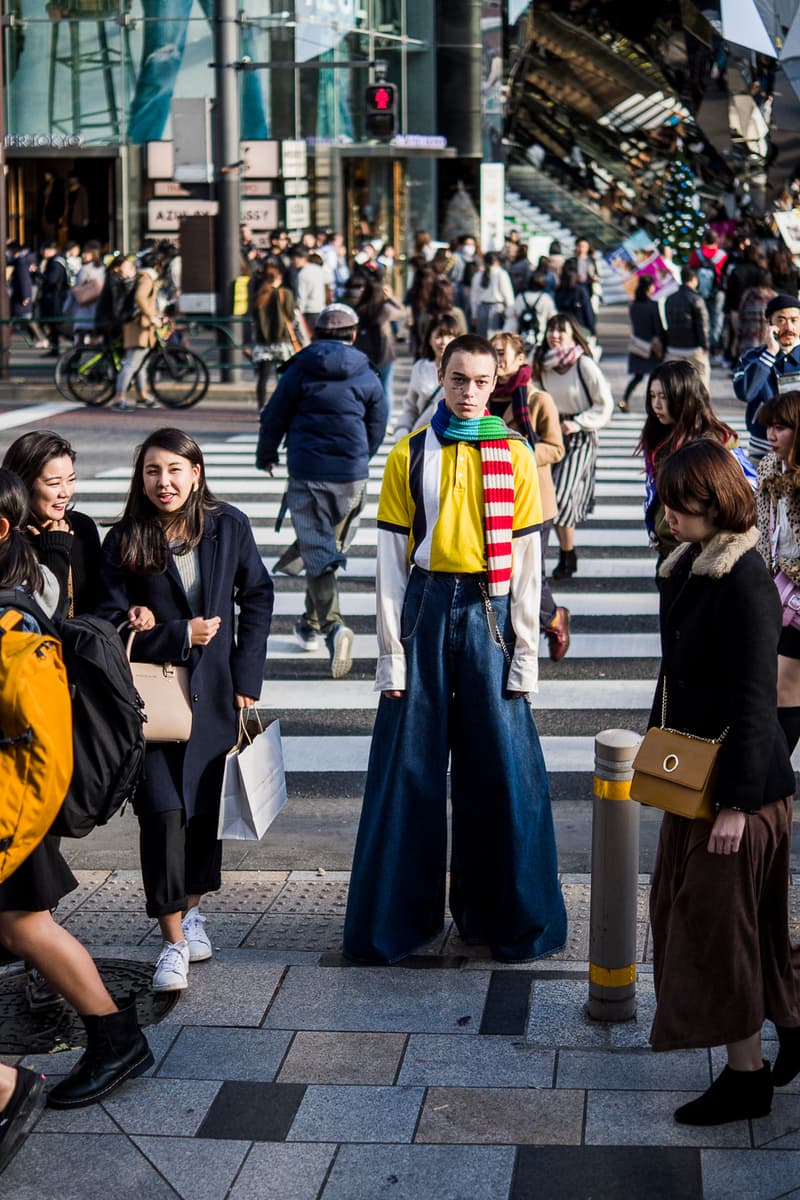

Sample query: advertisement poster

[606,230,678,300]
[774,209,800,257]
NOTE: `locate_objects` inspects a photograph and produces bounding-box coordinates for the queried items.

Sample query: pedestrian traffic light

[365,82,398,141]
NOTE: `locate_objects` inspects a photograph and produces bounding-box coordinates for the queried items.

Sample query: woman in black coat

[554,260,596,338]
[621,275,665,410]
[2,430,102,618]
[96,428,273,994]
[647,439,800,1127]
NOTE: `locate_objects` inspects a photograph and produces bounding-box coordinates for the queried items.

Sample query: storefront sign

[395,135,448,149]
[284,178,309,197]
[286,197,311,230]
[480,162,505,252]
[4,134,84,149]
[148,197,280,232]
[242,180,273,197]
[282,140,308,180]
[242,141,280,178]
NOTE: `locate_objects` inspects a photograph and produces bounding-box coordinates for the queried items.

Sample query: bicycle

[54,330,209,409]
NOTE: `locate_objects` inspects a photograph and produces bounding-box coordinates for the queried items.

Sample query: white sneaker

[181,906,212,963]
[152,940,190,991]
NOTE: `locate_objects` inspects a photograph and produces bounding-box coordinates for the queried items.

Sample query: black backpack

[0,594,145,838]
[517,293,542,345]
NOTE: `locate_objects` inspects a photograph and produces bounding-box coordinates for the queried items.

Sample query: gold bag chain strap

[660,678,729,744]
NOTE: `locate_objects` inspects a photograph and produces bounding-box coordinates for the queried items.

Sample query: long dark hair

[0,468,44,593]
[636,360,735,470]
[2,430,76,494]
[480,252,499,288]
[119,429,219,575]
[758,390,800,474]
[355,278,385,326]
[634,275,655,302]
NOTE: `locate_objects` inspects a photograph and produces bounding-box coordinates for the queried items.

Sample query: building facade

[2,0,481,258]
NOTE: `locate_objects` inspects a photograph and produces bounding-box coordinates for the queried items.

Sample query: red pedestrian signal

[365,82,398,141]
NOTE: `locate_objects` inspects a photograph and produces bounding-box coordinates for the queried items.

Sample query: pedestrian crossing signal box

[365,82,398,141]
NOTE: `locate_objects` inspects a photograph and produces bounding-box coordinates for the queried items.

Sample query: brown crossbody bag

[630,680,728,821]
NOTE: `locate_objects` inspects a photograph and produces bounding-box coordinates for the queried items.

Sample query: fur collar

[658,526,759,580]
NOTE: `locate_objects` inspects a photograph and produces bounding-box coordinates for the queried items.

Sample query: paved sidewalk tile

[159,960,285,1026]
[528,977,657,1048]
[61,909,156,945]
[53,870,110,917]
[262,966,490,1033]
[228,1143,336,1200]
[751,1092,800,1149]
[556,1048,711,1091]
[82,874,148,912]
[511,1145,702,1200]
[701,1148,800,1200]
[415,1086,584,1145]
[287,1084,424,1143]
[277,1030,406,1084]
[585,1089,751,1147]
[158,1026,293,1081]
[35,1099,119,1134]
[268,879,349,914]
[101,1077,223,1136]
[133,1136,251,1200]
[0,1133,176,1200]
[397,1034,554,1088]
[142,912,263,950]
[204,871,287,911]
[322,1144,517,1200]
[244,915,346,952]
[198,1081,306,1141]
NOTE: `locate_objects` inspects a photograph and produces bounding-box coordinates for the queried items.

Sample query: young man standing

[344,334,567,964]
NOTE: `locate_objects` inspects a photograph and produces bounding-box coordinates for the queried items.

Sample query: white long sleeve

[374,527,411,691]
[507,530,541,694]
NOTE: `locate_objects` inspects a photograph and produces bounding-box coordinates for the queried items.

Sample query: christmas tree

[658,149,707,263]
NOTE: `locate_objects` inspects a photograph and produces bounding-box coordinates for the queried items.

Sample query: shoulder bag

[125,629,193,743]
[630,680,727,821]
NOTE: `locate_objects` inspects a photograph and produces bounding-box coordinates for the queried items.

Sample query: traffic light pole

[214,0,241,383]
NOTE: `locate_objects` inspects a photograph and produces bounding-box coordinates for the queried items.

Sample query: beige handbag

[630,681,727,821]
[126,630,193,743]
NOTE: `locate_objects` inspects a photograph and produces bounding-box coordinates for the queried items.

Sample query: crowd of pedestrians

[4,208,800,1171]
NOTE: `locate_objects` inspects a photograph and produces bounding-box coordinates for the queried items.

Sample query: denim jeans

[128,0,268,144]
[343,569,567,964]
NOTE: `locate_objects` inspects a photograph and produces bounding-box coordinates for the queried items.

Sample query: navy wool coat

[96,503,274,821]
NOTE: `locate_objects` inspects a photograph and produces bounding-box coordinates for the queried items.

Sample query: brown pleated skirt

[649,797,800,1051]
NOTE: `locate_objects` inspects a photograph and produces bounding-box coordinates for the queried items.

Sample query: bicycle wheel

[55,344,115,406]
[148,348,209,408]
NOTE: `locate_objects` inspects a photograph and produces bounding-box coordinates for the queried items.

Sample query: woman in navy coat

[97,427,273,993]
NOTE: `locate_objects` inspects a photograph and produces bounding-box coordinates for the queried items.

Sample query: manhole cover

[0,959,179,1054]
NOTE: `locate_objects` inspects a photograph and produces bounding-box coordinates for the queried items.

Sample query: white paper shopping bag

[217,713,288,841]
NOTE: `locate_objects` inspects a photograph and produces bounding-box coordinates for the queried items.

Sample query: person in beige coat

[490,331,570,660]
[112,256,167,412]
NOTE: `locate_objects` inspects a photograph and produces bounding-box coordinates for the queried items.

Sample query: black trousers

[138,810,222,918]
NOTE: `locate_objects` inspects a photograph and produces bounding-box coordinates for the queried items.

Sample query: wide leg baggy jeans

[343,569,567,964]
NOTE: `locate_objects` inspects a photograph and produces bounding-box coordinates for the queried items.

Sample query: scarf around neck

[430,399,517,595]
[543,343,583,374]
[491,364,538,446]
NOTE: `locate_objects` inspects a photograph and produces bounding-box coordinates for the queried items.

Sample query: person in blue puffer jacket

[256,302,388,678]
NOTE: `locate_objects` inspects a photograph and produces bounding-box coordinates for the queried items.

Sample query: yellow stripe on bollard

[589,962,637,988]
[593,776,632,801]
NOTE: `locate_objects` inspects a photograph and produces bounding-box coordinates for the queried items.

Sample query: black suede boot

[552,549,577,580]
[773,1026,800,1087]
[46,995,153,1109]
[674,1061,772,1126]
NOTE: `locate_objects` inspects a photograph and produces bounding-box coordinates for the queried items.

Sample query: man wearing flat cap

[734,293,800,461]
[257,303,387,677]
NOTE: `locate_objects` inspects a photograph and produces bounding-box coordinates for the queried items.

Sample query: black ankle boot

[674,1062,772,1126]
[773,1026,800,1086]
[552,549,577,581]
[46,994,153,1109]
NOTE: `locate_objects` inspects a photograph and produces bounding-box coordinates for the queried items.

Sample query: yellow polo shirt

[377,425,543,573]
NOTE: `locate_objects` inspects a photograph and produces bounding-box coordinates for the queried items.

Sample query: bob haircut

[657,439,755,533]
[420,312,460,361]
[440,333,498,376]
[2,430,76,494]
[757,390,800,473]
[119,428,219,575]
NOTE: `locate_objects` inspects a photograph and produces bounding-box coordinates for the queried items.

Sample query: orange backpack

[0,608,73,884]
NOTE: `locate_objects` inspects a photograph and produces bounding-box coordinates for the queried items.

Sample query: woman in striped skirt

[532,314,613,578]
